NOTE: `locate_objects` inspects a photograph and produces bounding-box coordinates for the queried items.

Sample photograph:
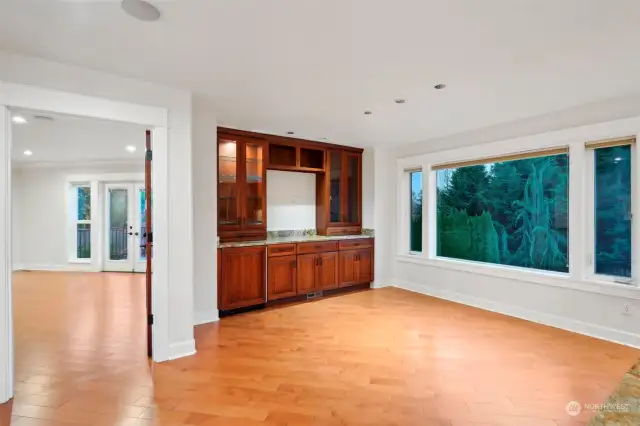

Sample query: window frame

[67,183,92,263]
[584,140,637,285]
[397,126,640,296]
[407,168,423,254]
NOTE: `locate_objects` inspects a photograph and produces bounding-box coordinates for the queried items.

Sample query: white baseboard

[194,310,219,326]
[18,264,97,272]
[371,280,390,289]
[167,339,196,360]
[394,279,640,348]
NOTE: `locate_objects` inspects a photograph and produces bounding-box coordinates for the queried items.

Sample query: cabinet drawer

[339,239,373,250]
[267,244,296,257]
[297,241,338,254]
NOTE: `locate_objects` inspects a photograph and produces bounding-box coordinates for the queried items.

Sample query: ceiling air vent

[33,115,54,122]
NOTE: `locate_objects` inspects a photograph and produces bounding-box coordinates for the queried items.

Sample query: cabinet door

[243,139,267,230]
[328,151,343,223]
[317,252,339,290]
[220,246,266,310]
[218,137,241,231]
[268,255,297,301]
[345,153,361,224]
[357,248,373,284]
[339,250,359,287]
[297,253,317,294]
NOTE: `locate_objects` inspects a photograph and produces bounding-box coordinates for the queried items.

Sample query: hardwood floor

[1,271,638,425]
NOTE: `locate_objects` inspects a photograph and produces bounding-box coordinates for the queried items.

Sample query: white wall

[13,164,143,271]
[191,95,218,326]
[266,170,315,231]
[0,50,199,360]
[381,97,640,348]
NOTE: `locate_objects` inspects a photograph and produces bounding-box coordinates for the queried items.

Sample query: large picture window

[435,152,569,273]
[593,144,632,278]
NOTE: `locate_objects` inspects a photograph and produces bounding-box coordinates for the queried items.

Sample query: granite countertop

[218,233,374,248]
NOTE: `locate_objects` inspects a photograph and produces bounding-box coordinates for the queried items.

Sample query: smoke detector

[121,0,161,22]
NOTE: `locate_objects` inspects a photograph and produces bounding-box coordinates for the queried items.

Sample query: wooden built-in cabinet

[217,127,363,242]
[218,132,268,242]
[339,248,373,287]
[219,246,266,310]
[297,252,339,293]
[316,150,362,235]
[267,255,297,300]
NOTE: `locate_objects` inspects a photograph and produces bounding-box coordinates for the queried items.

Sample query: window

[409,170,423,252]
[72,185,91,259]
[592,143,632,279]
[435,151,569,273]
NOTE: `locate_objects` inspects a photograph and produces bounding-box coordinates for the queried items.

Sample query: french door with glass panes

[103,182,147,272]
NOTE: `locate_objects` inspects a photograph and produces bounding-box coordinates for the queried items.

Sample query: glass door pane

[245,141,264,226]
[108,188,129,261]
[219,139,240,226]
[329,151,342,223]
[346,154,359,223]
[139,186,147,261]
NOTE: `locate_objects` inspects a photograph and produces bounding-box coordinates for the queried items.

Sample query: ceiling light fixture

[12,116,27,124]
[23,150,33,156]
[364,111,372,115]
[121,0,161,22]
[434,84,446,90]
[394,99,406,104]
[126,145,137,152]
[614,157,623,162]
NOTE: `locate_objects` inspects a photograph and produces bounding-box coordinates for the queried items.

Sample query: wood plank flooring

[1,271,638,425]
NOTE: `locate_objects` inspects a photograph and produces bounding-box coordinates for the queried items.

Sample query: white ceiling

[1,0,640,147]
[11,108,147,164]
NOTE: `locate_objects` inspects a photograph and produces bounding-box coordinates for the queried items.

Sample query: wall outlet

[622,304,631,316]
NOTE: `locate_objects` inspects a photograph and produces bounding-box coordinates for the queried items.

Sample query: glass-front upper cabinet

[218,133,268,241]
[218,138,240,229]
[345,153,360,224]
[329,151,343,223]
[244,141,265,227]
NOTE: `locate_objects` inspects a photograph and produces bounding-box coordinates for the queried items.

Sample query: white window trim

[396,115,640,299]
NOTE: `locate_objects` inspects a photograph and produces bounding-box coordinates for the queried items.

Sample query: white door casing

[0,82,174,403]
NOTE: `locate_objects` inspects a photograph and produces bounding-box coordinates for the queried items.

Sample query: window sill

[396,253,640,300]
[68,259,91,264]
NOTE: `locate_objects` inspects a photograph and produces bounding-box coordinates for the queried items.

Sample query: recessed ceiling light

[287,131,294,135]
[121,0,161,22]
[364,111,372,115]
[23,150,33,156]
[394,99,406,104]
[125,145,137,153]
[12,116,27,124]
[434,84,446,90]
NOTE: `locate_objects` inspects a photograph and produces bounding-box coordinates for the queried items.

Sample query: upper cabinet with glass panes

[216,128,363,243]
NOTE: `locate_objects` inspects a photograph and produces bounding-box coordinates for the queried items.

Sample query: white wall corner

[0,105,14,403]
[167,339,197,361]
[393,279,640,349]
[194,310,220,326]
